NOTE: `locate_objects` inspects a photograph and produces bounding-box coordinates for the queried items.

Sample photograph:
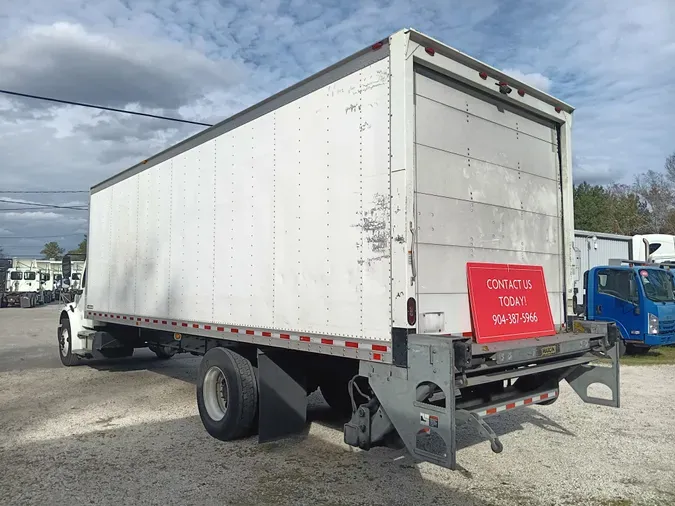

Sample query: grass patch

[622,345,675,365]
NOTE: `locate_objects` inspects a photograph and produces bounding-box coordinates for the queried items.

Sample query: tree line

[0,236,86,260]
[574,152,675,236]
[39,236,87,260]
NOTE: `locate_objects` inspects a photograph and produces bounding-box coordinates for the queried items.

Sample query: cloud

[0,22,246,111]
[501,69,552,92]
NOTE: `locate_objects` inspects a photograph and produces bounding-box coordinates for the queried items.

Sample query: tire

[150,345,176,360]
[626,344,651,355]
[197,347,258,441]
[58,318,79,366]
[618,340,627,358]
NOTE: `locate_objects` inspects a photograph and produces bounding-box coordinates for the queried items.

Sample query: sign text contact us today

[466,263,556,344]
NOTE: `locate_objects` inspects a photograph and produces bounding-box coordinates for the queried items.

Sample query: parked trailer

[58,28,620,470]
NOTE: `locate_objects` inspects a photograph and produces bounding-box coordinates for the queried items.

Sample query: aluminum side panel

[415,69,554,143]
[87,57,392,342]
[416,194,560,255]
[108,177,137,315]
[416,243,563,294]
[86,189,113,312]
[416,145,559,218]
[415,95,557,181]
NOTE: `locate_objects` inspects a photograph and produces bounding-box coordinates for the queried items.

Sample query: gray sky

[1,0,674,256]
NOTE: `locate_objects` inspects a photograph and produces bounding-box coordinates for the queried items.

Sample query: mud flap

[257,349,308,443]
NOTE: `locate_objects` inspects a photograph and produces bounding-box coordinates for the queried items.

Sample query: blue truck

[577,259,675,354]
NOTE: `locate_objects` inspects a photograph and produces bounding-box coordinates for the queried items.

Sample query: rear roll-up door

[413,65,564,335]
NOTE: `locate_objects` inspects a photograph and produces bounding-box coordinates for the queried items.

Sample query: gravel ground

[1,305,674,506]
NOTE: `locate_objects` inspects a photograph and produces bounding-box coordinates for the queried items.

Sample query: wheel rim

[60,328,70,357]
[203,366,228,421]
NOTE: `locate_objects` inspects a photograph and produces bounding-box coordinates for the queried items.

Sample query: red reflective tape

[137,317,141,321]
[345,342,359,348]
[246,330,255,335]
[104,314,108,317]
[217,327,225,332]
[486,408,498,415]
[262,331,272,337]
[145,318,150,322]
[462,331,473,337]
[181,323,188,327]
[321,338,333,345]
[123,316,127,320]
[541,393,549,400]
[506,403,516,410]
[153,320,158,323]
[373,353,382,361]
[372,344,388,352]
[524,398,533,405]
[300,336,310,342]
[280,334,290,340]
[162,320,167,325]
[231,328,239,333]
[192,324,199,329]
[171,322,177,326]
[204,325,211,330]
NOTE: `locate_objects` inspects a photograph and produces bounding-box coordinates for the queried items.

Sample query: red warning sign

[466,262,556,344]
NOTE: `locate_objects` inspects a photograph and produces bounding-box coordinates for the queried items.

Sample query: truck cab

[582,261,675,353]
[40,270,54,303]
[4,268,43,307]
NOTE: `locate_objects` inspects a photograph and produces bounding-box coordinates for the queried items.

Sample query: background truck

[0,258,11,308]
[576,259,675,354]
[4,266,44,307]
[57,28,620,470]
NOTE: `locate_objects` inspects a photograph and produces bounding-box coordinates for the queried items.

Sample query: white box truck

[57,28,620,470]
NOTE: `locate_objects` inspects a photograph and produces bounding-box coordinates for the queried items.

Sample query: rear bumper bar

[349,320,620,470]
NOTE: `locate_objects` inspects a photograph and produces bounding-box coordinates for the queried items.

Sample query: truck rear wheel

[197,347,258,441]
[58,318,78,366]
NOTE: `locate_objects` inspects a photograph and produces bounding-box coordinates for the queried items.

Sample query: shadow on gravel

[0,346,63,373]
[79,353,577,461]
[456,406,575,453]
[0,415,501,506]
[85,351,200,384]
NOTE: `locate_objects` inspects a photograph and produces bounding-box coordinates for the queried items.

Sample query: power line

[0,88,214,127]
[0,199,87,210]
[0,190,89,194]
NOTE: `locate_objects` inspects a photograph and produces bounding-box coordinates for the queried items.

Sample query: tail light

[407,297,417,326]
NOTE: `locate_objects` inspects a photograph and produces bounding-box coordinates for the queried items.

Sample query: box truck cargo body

[58,29,620,470]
